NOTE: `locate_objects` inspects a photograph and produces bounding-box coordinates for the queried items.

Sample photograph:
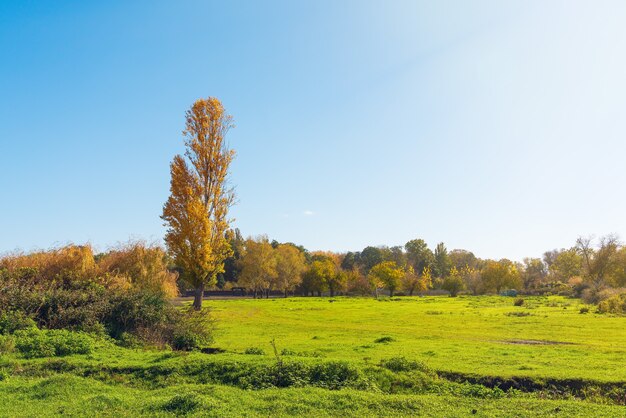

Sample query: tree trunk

[193,282,204,311]
[390,289,394,297]
[409,288,414,296]
[317,291,321,297]
[330,288,335,297]
[284,289,288,298]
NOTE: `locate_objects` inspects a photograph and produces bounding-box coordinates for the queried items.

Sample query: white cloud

[303,210,315,216]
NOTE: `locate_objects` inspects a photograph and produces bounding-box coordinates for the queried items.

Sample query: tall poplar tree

[161,97,235,310]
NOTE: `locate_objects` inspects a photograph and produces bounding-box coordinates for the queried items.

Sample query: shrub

[13,328,94,358]
[171,310,214,351]
[513,298,524,306]
[579,307,590,314]
[244,347,265,355]
[597,293,626,315]
[0,311,36,335]
[374,336,395,344]
[309,361,362,389]
[14,328,55,358]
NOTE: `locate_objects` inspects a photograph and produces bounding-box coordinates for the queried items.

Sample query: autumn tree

[274,244,306,297]
[401,266,430,296]
[547,249,582,282]
[480,259,521,294]
[302,259,334,296]
[449,249,478,271]
[368,261,404,297]
[460,265,482,295]
[161,97,235,310]
[237,236,277,298]
[442,266,465,297]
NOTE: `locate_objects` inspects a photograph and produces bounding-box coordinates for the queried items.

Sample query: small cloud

[303,210,315,216]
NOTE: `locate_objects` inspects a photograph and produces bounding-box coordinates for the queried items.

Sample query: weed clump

[513,298,524,306]
[374,336,395,344]
[244,347,265,355]
[162,393,203,414]
[380,357,433,375]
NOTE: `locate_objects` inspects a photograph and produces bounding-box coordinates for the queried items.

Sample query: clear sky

[1,1,625,261]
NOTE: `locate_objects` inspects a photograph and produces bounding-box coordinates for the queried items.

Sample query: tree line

[151,96,625,314]
[204,232,626,304]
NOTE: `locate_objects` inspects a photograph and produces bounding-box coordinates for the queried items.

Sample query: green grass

[209,295,626,382]
[1,295,625,417]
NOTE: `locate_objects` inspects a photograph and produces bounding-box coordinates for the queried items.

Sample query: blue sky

[1,1,625,260]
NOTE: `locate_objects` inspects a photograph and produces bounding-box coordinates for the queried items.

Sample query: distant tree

[274,244,306,297]
[442,266,465,297]
[346,268,374,296]
[434,242,451,278]
[220,228,244,286]
[549,249,582,282]
[420,266,433,292]
[237,236,277,298]
[368,261,404,297]
[401,266,430,296]
[449,249,478,271]
[405,239,434,276]
[481,259,521,294]
[577,235,620,289]
[340,252,358,270]
[521,258,547,291]
[460,265,482,295]
[542,249,560,270]
[359,246,385,273]
[614,247,626,287]
[379,245,407,268]
[327,270,348,297]
[302,259,334,296]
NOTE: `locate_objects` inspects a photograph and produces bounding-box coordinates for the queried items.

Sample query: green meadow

[210,295,626,382]
[1,296,626,417]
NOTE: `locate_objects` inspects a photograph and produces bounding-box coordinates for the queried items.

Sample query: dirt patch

[503,339,575,345]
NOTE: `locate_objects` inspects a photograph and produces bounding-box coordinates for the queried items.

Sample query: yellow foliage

[161,97,235,309]
[97,241,178,298]
[0,244,96,282]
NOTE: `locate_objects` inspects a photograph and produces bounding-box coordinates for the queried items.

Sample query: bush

[13,328,94,358]
[244,347,265,355]
[597,293,626,315]
[171,310,214,351]
[237,360,363,390]
[579,307,590,314]
[513,298,524,306]
[0,311,36,335]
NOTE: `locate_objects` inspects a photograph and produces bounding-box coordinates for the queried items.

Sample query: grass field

[210,295,626,382]
[1,295,626,417]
